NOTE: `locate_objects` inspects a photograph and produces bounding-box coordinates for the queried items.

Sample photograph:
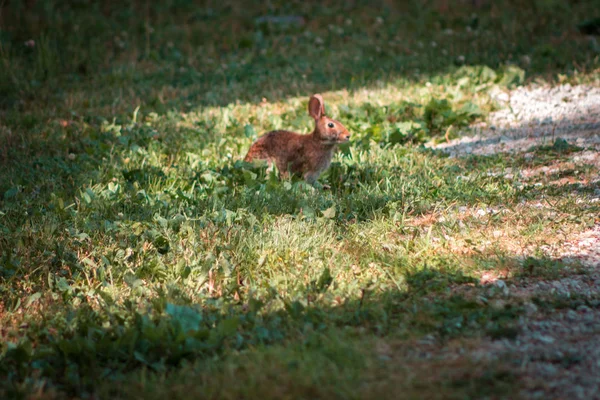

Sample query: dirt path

[428,84,600,399]
[478,226,600,399]
[433,84,600,156]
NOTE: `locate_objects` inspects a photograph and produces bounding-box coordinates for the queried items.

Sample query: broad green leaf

[166,303,203,334]
[218,318,239,336]
[25,292,42,308]
[322,206,336,219]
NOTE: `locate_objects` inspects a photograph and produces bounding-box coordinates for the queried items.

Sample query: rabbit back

[244,130,304,174]
[245,130,337,182]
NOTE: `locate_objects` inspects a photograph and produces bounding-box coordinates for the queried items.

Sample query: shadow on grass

[3,247,593,398]
[0,253,543,398]
[1,0,597,112]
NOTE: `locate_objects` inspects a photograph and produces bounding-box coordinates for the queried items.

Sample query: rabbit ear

[308,94,325,120]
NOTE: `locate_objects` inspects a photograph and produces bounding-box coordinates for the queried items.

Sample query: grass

[1,0,600,398]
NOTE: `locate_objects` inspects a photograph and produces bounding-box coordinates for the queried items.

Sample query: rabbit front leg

[274,159,291,180]
[303,171,321,185]
[303,173,330,190]
[303,172,319,185]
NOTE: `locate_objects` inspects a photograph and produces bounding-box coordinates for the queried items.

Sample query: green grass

[1,0,600,398]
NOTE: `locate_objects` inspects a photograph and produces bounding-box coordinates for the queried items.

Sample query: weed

[1,0,599,398]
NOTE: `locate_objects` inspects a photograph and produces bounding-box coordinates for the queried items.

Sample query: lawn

[1,0,600,398]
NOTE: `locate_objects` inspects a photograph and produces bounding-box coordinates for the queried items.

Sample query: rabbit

[244,94,350,185]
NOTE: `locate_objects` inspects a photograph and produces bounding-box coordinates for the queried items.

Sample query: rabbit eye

[327,122,334,128]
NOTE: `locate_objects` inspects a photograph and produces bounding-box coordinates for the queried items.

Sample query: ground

[424,84,600,399]
[1,1,600,399]
[424,82,600,399]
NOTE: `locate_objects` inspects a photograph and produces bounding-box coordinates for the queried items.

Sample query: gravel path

[429,84,600,399]
[487,225,600,400]
[432,84,600,157]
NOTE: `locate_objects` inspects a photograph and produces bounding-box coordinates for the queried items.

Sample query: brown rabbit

[244,94,350,184]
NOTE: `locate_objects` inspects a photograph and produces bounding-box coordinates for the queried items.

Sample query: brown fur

[244,94,350,184]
